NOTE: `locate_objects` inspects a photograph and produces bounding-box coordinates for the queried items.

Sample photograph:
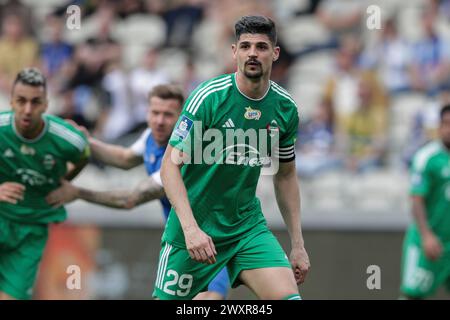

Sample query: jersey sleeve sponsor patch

[173,115,194,141]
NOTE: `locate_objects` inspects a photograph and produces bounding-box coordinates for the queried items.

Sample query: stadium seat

[113,14,166,47]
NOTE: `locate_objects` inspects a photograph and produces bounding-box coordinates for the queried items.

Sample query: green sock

[282,294,302,300]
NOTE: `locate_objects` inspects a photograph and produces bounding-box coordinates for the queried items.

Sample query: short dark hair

[13,68,47,93]
[149,84,185,109]
[441,104,450,121]
[235,15,277,45]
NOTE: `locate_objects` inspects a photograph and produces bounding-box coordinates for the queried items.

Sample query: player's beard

[244,62,263,79]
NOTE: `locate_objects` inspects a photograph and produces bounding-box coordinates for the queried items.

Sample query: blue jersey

[130,129,171,219]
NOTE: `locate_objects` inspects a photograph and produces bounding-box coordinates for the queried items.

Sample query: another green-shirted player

[400,104,450,299]
[154,16,310,300]
[0,68,89,300]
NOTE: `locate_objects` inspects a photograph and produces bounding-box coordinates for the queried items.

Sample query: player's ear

[273,46,280,62]
[232,43,237,59]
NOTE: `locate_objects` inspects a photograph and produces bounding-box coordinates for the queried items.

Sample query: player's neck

[15,119,45,140]
[235,72,270,100]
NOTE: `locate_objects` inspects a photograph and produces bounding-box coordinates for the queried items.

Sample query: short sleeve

[410,154,432,197]
[275,104,299,162]
[66,131,91,164]
[169,84,211,156]
[130,129,151,156]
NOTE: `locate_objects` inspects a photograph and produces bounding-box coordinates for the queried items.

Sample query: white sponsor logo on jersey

[222,118,235,128]
[16,168,48,186]
[3,148,14,158]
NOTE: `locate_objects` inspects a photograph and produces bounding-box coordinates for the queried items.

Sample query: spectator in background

[410,8,450,96]
[40,14,74,89]
[295,0,322,16]
[360,16,413,95]
[0,13,38,93]
[162,0,206,48]
[115,0,146,19]
[321,36,364,131]
[296,101,342,178]
[129,47,169,131]
[340,74,388,173]
[429,0,450,20]
[59,38,113,130]
[182,55,203,95]
[402,91,450,167]
[292,0,364,57]
[96,49,134,142]
[316,0,363,40]
[60,3,120,131]
[0,0,37,37]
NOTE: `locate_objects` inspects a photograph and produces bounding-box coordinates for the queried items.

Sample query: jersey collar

[233,72,270,101]
[12,114,48,143]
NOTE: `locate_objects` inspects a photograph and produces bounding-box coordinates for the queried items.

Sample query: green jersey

[410,140,450,243]
[0,111,89,224]
[163,73,299,247]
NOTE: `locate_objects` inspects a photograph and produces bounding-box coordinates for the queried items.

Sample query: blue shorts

[207,267,229,298]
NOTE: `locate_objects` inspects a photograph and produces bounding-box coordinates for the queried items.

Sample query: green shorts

[400,226,450,298]
[0,215,48,299]
[153,227,291,300]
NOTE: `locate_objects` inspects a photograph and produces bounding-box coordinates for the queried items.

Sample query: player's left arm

[273,158,310,285]
[46,175,165,209]
[65,157,89,181]
[64,136,91,181]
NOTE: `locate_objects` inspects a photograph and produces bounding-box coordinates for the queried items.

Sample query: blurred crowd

[0,0,449,177]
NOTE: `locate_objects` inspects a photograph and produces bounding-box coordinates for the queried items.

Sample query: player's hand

[423,231,443,261]
[46,179,79,208]
[0,182,25,204]
[65,119,90,138]
[290,246,310,285]
[183,225,217,265]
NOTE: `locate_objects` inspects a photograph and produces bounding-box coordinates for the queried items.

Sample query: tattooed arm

[46,177,165,209]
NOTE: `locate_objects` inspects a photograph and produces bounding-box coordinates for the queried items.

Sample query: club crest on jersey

[43,154,56,170]
[20,144,35,156]
[267,120,279,138]
[173,115,194,141]
[244,106,261,120]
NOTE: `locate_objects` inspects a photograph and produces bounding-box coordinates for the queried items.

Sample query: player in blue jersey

[47,84,230,299]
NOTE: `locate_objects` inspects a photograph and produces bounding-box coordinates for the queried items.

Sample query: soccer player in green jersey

[400,104,450,299]
[0,68,90,300]
[154,15,310,300]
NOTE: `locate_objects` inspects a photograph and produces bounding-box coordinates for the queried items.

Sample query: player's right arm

[66,120,143,170]
[411,195,442,260]
[46,177,165,209]
[0,182,25,204]
[410,150,442,261]
[89,138,143,169]
[160,145,217,265]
